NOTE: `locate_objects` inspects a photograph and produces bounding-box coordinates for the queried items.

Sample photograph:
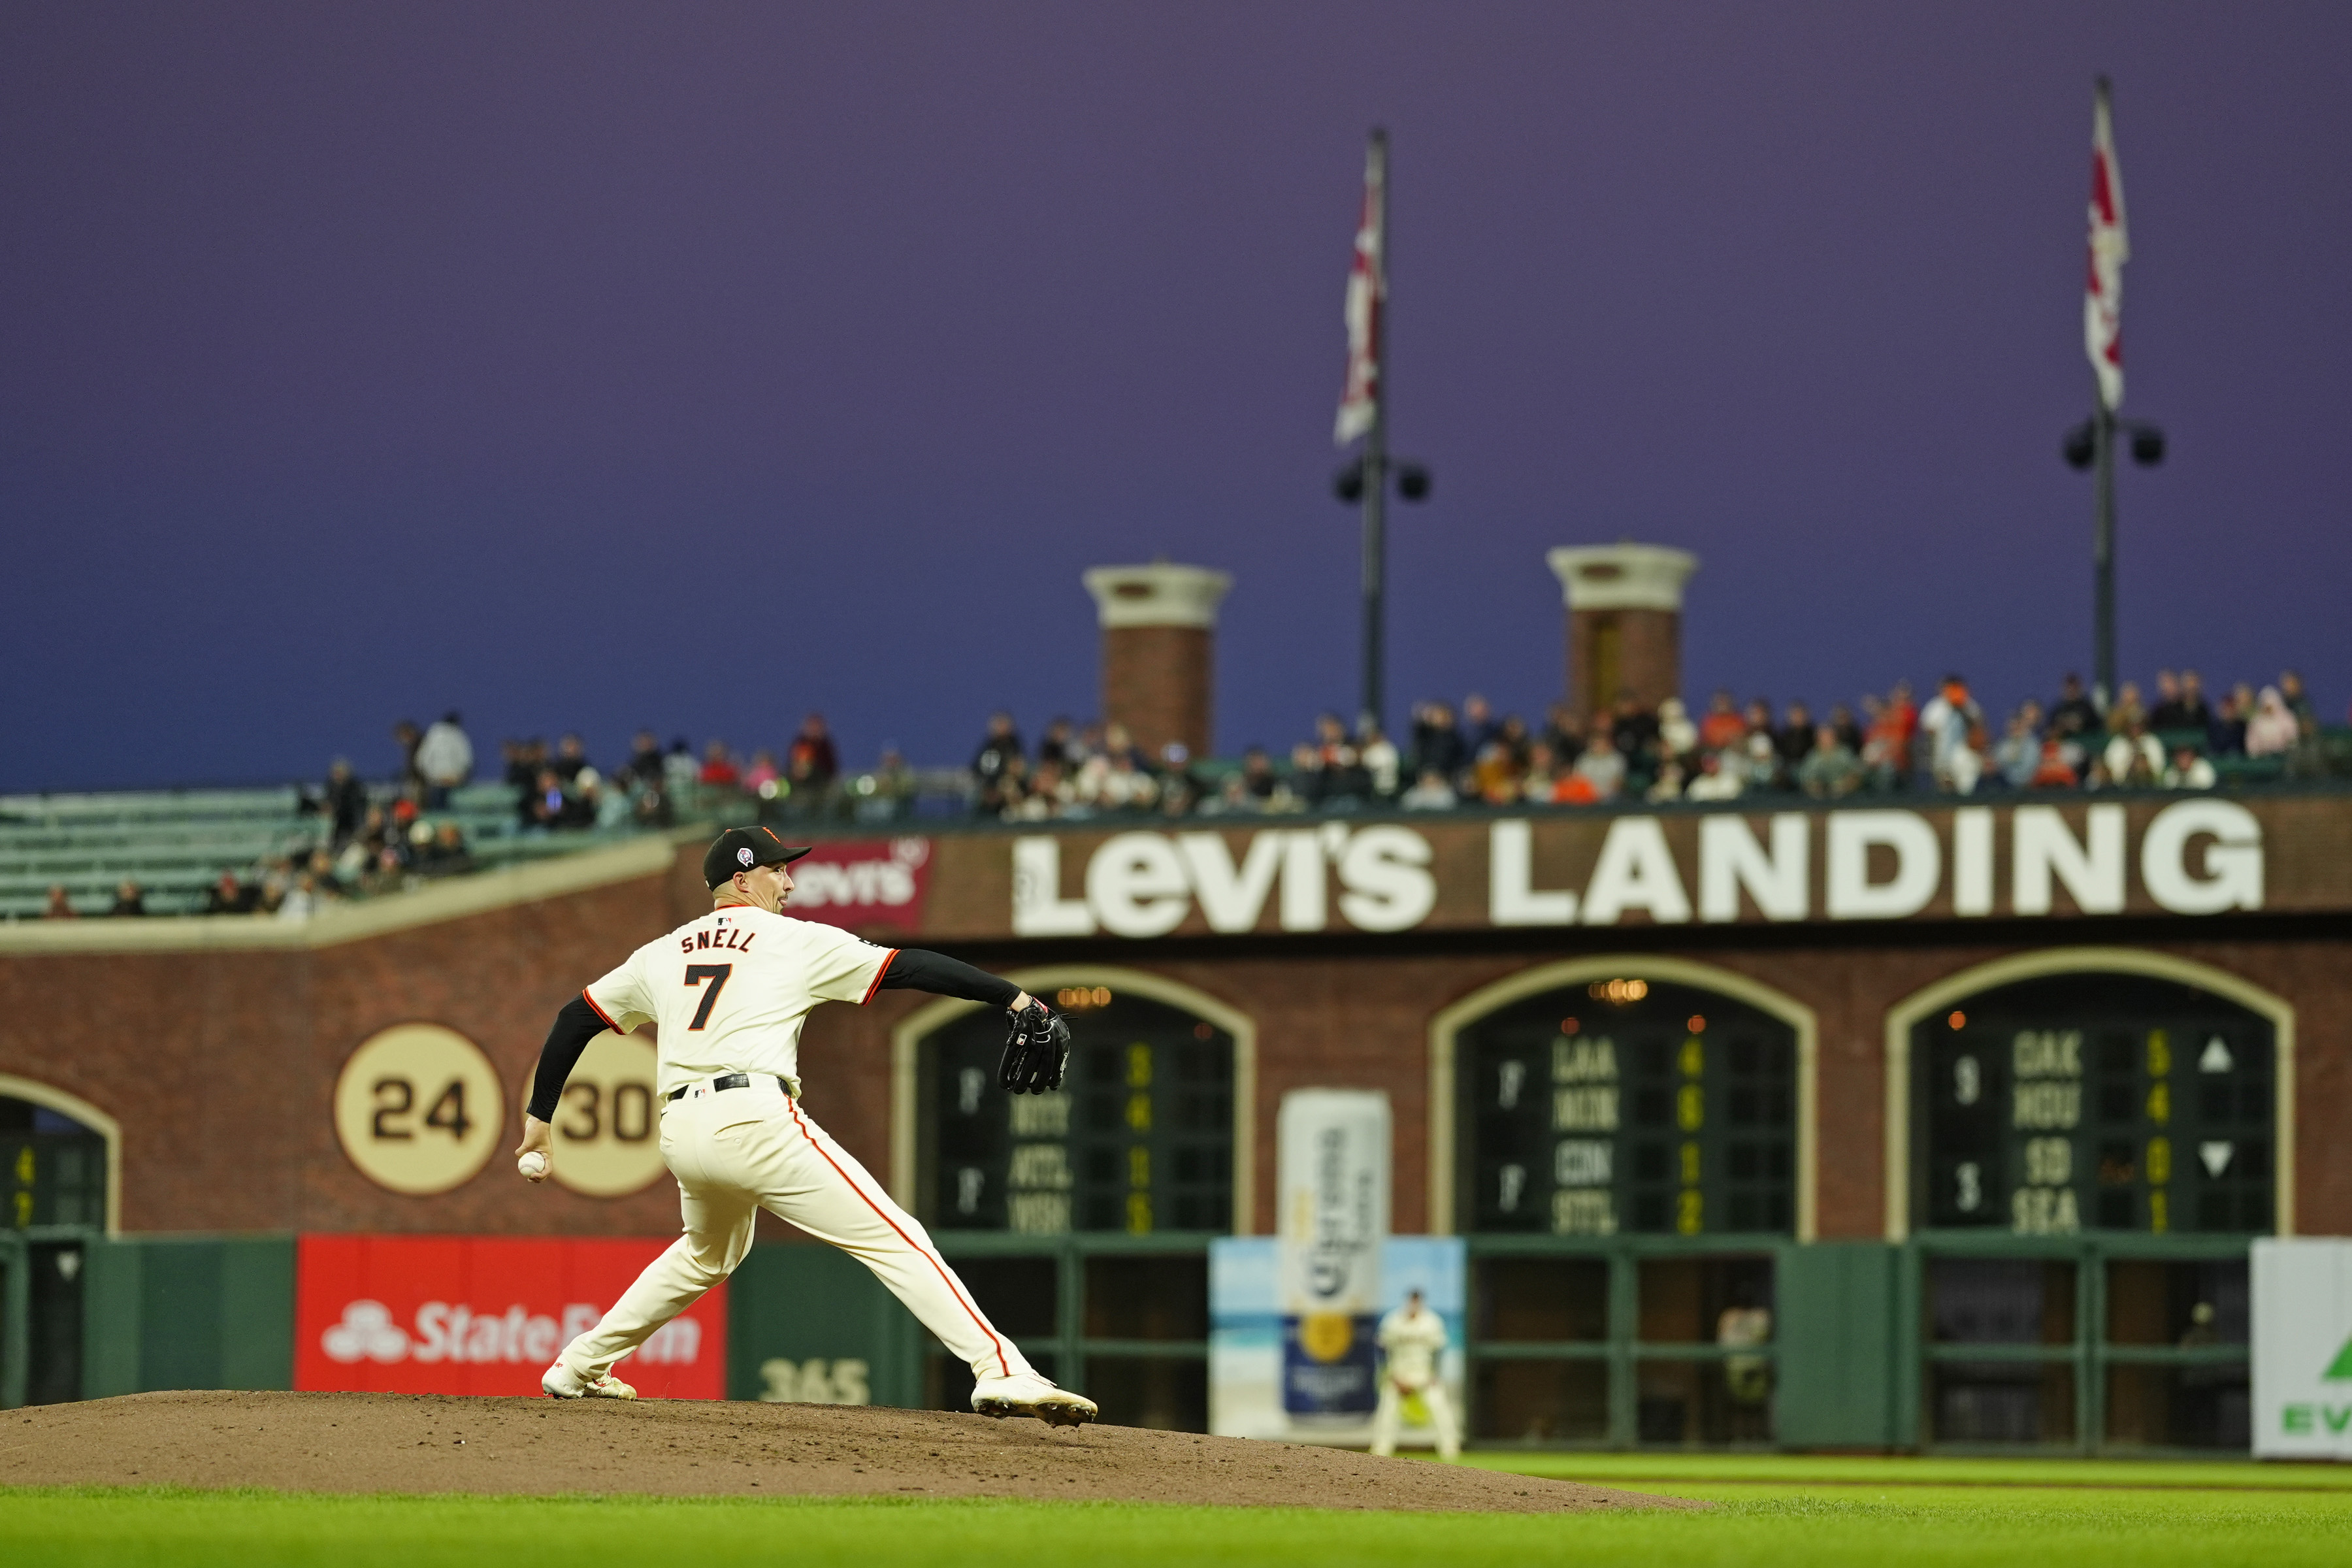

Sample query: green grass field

[5,1456,2349,1568]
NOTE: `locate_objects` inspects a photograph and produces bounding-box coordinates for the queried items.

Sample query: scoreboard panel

[1914,973,2276,1235]
[2,1096,108,1230]
[1459,977,1797,1236]
[920,988,1233,1234]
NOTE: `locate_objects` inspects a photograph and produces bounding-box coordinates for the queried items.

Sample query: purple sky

[5,3,2348,792]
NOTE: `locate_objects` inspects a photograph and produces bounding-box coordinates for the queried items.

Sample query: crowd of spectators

[38,813,474,922]
[173,764,487,919]
[488,713,919,835]
[962,666,2344,823]
[236,709,909,919]
[375,710,917,839]
[44,740,491,919]
[42,672,2334,919]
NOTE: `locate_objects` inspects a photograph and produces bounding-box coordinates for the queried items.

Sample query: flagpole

[2087,75,2121,711]
[2088,76,2126,705]
[1359,127,1389,734]
[2093,395,2117,708]
[2071,74,2159,700]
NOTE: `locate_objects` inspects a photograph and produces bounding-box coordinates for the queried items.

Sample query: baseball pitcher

[1368,1288,1458,1460]
[516,826,1094,1425]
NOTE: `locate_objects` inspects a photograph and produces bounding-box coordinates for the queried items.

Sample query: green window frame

[1465,1234,1782,1449]
[1903,1233,2253,1454]
[890,967,1258,1243]
[919,1232,1217,1430]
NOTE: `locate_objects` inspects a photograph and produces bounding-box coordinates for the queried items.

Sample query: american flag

[1334,137,1385,446]
[2085,78,2128,412]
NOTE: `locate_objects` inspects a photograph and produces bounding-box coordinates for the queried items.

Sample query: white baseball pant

[1369,1377,1462,1460]
[554,1079,1030,1387]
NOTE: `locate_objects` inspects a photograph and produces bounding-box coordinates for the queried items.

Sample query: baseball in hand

[518,1150,549,1181]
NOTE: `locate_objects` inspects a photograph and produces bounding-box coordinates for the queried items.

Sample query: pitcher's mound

[2,1391,1690,1513]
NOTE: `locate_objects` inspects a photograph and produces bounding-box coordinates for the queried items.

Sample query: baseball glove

[999,1000,1070,1095]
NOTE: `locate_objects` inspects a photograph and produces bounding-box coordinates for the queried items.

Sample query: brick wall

[1101,623,1214,760]
[4,843,2345,1241]
[1567,606,1682,717]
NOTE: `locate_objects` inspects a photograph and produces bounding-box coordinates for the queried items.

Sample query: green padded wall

[0,1237,27,1407]
[727,1241,923,1409]
[80,1235,296,1397]
[1776,1241,1901,1448]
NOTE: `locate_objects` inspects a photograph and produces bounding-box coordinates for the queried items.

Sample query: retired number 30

[559,1080,655,1143]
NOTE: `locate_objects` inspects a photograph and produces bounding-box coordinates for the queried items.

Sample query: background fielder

[1368,1288,1460,1460]
[517,826,1091,1424]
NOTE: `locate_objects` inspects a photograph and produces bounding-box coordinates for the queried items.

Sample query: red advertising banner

[296,1235,726,1399]
[784,836,932,932]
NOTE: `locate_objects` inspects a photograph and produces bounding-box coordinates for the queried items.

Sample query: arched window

[1446,966,1808,1238]
[908,977,1243,1235]
[1,1081,114,1232]
[1910,970,2280,1237]
[1887,955,2285,1452]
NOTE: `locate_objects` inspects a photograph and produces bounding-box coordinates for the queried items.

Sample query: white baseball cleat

[971,1370,1096,1427]
[542,1362,638,1400]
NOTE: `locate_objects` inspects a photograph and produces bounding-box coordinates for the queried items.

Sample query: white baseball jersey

[1377,1302,1448,1389]
[581,904,895,1096]
[553,899,1035,1396]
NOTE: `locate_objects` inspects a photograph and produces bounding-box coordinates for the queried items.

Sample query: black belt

[664,1072,791,1102]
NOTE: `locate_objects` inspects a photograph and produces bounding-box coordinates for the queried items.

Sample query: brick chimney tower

[1081,562,1233,761]
[1545,544,1699,721]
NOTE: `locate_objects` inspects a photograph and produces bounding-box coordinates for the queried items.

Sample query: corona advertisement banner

[1275,1089,1390,1422]
[1209,1235,1464,1445]
[295,1235,726,1399]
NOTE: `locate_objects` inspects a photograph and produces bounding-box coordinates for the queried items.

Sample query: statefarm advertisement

[296,1235,726,1399]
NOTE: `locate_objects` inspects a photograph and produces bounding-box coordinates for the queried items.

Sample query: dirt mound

[1,1392,1689,1513]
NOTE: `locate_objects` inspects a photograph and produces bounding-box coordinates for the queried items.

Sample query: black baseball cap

[703,826,813,889]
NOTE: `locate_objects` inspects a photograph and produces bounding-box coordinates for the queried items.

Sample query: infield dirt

[1,1391,1692,1513]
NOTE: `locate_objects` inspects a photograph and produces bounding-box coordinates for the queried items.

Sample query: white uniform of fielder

[521,829,1089,1424]
[1369,1290,1459,1460]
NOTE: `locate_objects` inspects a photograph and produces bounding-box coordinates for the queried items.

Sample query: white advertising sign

[1013,826,1436,938]
[1274,1089,1391,1424]
[2252,1237,2352,1458]
[1009,798,2262,939]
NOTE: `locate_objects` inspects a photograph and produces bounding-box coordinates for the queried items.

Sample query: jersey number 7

[683,964,732,1030]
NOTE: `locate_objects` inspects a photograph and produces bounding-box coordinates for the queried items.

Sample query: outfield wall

[3,792,2347,1446]
[2,798,2346,1238]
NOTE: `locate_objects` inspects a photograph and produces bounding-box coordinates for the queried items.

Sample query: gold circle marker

[333,1023,505,1195]
[523,1030,668,1198]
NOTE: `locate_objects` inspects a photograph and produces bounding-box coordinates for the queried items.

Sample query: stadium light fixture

[1331,454,1431,505]
[2063,417,2164,471]
[2061,410,2167,706]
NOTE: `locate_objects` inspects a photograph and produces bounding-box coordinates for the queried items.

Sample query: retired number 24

[370,1076,473,1141]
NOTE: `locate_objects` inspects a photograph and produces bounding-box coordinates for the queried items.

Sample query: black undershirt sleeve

[877,947,1022,1009]
[527,994,608,1122]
